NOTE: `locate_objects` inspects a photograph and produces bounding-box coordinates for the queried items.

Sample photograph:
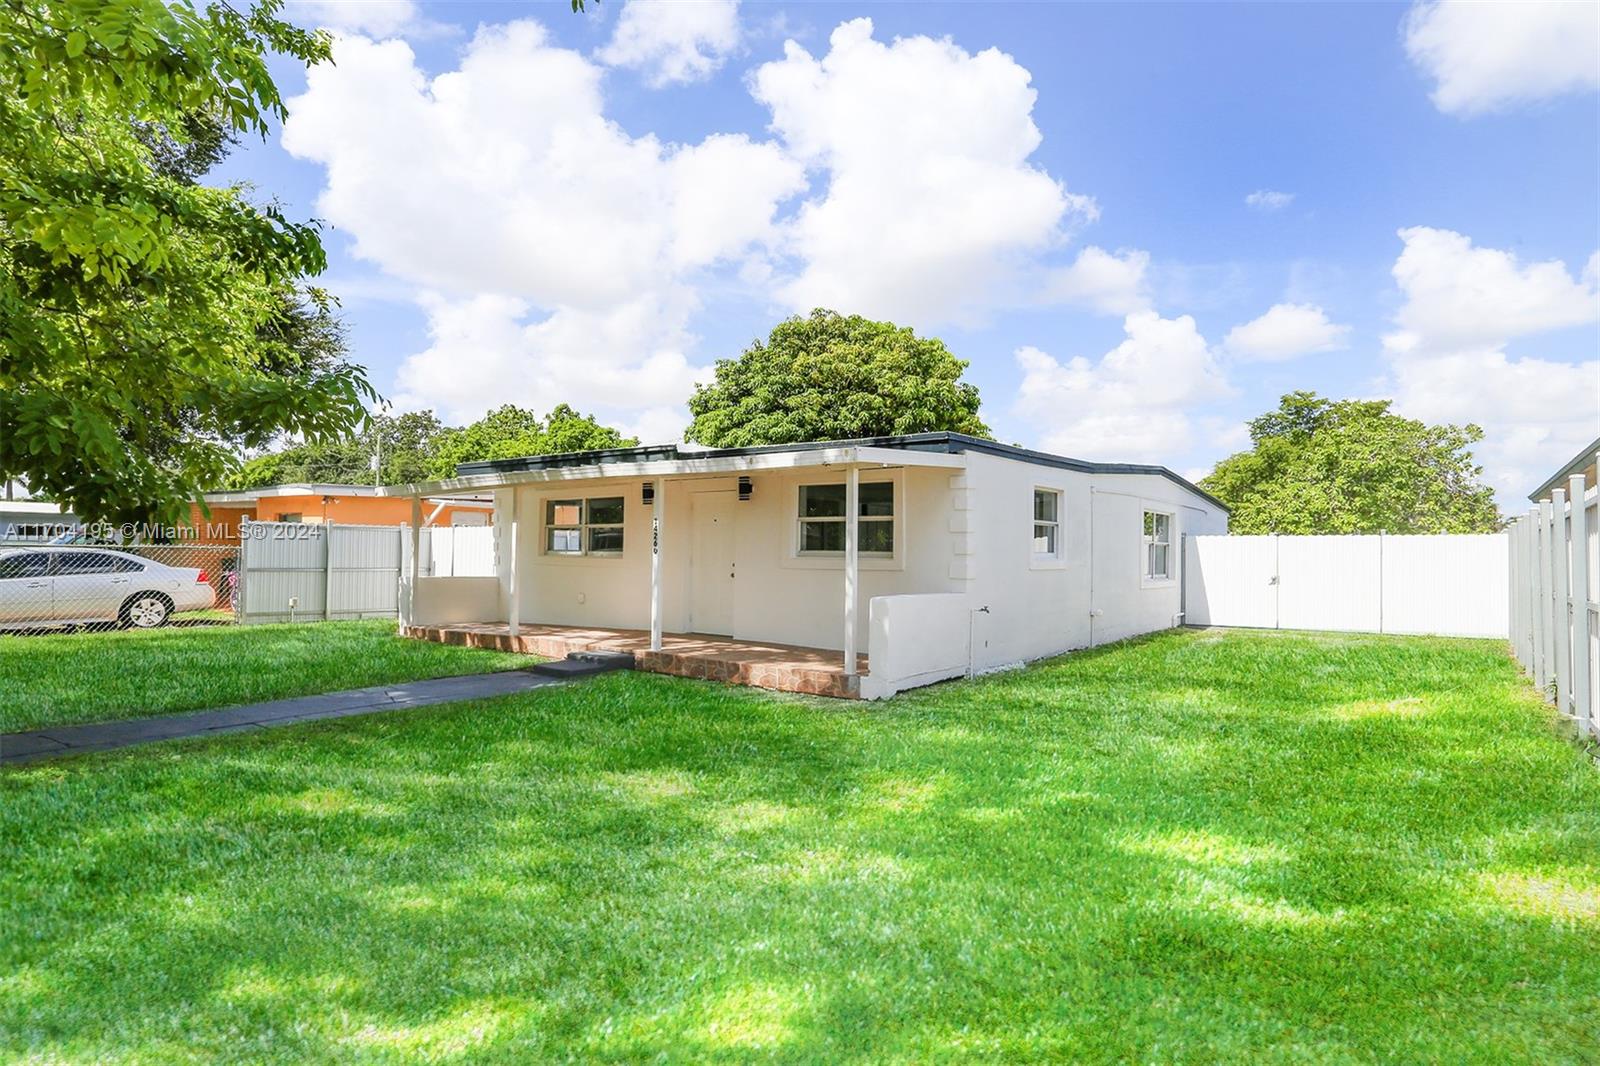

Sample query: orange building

[188,484,492,544]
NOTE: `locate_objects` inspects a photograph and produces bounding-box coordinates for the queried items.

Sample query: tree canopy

[228,411,446,489]
[427,403,636,480]
[228,405,636,489]
[684,309,990,448]
[1200,392,1501,534]
[0,0,373,524]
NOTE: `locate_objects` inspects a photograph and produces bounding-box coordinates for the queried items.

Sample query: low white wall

[411,576,503,627]
[861,592,972,700]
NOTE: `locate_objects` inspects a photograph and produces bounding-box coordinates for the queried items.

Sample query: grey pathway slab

[1,669,562,767]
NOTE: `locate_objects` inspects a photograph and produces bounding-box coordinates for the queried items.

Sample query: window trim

[779,470,906,572]
[542,495,626,558]
[1030,486,1065,569]
[795,479,896,559]
[1141,508,1175,586]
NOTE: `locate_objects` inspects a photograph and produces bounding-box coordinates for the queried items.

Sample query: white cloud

[285,0,442,39]
[1386,226,1598,351]
[1381,227,1600,500]
[597,0,741,87]
[1223,303,1350,362]
[1404,0,1600,116]
[1245,189,1294,212]
[1043,246,1150,315]
[1014,311,1232,462]
[752,18,1094,326]
[282,23,803,428]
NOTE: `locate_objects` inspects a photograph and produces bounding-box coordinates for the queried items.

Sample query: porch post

[844,465,859,675]
[506,488,520,637]
[407,496,422,629]
[650,479,664,651]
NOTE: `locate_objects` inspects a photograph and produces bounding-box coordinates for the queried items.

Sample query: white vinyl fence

[1507,478,1597,741]
[1184,533,1508,638]
[237,522,494,624]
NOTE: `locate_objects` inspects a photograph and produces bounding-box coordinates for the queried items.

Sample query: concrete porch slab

[405,623,865,699]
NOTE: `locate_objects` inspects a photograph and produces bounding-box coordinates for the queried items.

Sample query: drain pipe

[1176,530,1187,627]
[966,605,990,679]
[1087,487,1096,646]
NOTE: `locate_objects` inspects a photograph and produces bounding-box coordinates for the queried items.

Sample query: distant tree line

[230,404,636,489]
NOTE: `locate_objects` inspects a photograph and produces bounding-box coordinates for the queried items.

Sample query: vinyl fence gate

[1183,533,1509,638]
[236,522,404,624]
[235,522,496,624]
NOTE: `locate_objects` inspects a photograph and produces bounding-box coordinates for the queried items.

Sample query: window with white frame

[545,496,624,555]
[798,481,894,555]
[1143,510,1172,579]
[1033,488,1062,560]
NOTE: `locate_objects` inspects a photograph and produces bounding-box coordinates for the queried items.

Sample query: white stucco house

[383,432,1228,699]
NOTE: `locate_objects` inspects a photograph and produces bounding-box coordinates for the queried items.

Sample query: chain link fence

[0,542,239,632]
[2,522,497,633]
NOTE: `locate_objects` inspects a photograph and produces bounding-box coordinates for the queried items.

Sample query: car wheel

[121,593,173,629]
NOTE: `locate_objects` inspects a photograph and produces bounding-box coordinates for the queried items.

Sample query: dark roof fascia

[454,431,1229,512]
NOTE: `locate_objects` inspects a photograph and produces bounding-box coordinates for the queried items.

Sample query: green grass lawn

[3,629,1596,1063]
[0,620,529,733]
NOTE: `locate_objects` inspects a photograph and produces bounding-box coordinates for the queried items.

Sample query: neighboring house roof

[394,432,1228,512]
[1528,436,1600,503]
[0,500,71,517]
[203,484,491,507]
[202,483,389,504]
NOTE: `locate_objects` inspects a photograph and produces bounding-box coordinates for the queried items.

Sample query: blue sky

[226,0,1599,505]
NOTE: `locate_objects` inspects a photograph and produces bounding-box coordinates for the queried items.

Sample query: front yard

[0,620,528,733]
[3,629,1596,1062]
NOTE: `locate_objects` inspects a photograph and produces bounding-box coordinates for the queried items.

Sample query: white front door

[690,491,737,635]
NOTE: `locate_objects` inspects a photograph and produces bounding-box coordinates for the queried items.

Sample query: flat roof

[204,484,492,506]
[1528,436,1600,503]
[445,432,1228,511]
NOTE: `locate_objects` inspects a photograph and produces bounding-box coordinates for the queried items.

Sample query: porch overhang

[374,444,966,500]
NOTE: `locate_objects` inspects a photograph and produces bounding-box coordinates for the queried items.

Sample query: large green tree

[230,404,636,488]
[426,404,637,480]
[684,309,991,448]
[0,0,373,524]
[1200,392,1500,534]
[229,410,446,489]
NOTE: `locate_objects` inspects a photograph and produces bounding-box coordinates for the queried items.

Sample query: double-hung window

[1033,489,1062,560]
[798,481,894,556]
[546,496,625,556]
[1143,510,1172,580]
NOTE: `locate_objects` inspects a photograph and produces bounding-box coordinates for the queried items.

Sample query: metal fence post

[1377,531,1385,634]
[1532,506,1548,694]
[1551,490,1572,715]
[323,521,335,622]
[237,524,250,624]
[1510,518,1523,669]
[1523,514,1539,676]
[1568,476,1591,736]
[396,524,409,632]
[1541,499,1559,701]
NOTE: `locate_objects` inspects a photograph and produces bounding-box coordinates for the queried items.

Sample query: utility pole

[371,401,391,489]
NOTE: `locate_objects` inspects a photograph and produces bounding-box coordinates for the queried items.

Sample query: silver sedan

[0,548,215,630]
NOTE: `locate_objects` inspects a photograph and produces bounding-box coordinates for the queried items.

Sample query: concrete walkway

[2,669,564,767]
